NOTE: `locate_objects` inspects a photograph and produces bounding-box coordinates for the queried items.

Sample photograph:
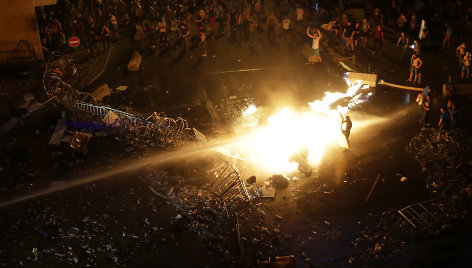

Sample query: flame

[218,79,371,174]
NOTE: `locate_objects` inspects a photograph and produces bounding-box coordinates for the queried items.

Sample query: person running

[307,27,321,63]
[407,52,423,83]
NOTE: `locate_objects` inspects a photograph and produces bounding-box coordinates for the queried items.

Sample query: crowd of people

[37,1,472,61]
[36,0,472,140]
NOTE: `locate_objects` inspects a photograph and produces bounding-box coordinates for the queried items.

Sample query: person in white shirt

[307,27,322,63]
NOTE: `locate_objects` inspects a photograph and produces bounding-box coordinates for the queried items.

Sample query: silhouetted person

[340,114,352,148]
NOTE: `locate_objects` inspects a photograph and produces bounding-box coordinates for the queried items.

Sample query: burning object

[217,79,372,174]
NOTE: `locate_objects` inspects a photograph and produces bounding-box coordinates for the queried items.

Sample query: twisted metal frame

[206,161,251,220]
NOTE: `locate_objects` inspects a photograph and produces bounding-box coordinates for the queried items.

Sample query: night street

[1,0,472,267]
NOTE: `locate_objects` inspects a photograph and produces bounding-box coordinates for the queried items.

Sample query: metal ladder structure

[397,199,437,228]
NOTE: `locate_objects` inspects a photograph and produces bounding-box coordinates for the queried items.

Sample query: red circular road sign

[68,36,80,48]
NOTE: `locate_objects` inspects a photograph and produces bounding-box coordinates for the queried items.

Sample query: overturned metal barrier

[206,161,251,220]
[398,199,438,229]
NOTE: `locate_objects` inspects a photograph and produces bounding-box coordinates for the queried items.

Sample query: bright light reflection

[217,80,371,174]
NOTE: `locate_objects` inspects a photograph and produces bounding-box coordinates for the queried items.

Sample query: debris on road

[49,119,67,145]
[261,188,275,199]
[70,131,92,155]
[91,84,111,104]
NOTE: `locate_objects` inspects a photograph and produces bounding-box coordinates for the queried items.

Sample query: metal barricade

[42,53,192,145]
[206,161,251,219]
[398,199,437,229]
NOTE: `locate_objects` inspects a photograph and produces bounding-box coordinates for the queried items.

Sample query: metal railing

[42,53,192,145]
[206,161,251,219]
[68,101,191,142]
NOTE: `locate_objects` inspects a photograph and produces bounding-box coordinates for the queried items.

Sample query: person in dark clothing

[229,9,238,43]
[340,114,352,148]
[343,21,354,52]
[267,11,277,43]
[437,107,451,141]
[422,95,432,127]
[372,24,384,54]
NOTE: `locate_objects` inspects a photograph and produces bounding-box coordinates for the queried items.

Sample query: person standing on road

[294,5,305,31]
[407,52,423,83]
[372,24,384,54]
[437,107,451,141]
[307,27,322,63]
[108,12,120,40]
[447,98,456,128]
[456,42,466,67]
[360,18,370,47]
[179,24,189,54]
[396,13,407,32]
[100,24,110,51]
[281,16,291,40]
[342,21,354,53]
[461,52,471,79]
[353,22,360,52]
[416,91,423,117]
[340,114,352,148]
[396,31,409,59]
[422,95,432,127]
[158,17,168,46]
[198,30,207,57]
[267,12,277,43]
[441,23,452,51]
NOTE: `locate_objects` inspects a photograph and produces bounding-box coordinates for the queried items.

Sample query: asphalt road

[1,5,471,267]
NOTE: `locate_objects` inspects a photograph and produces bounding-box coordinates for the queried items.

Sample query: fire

[217,80,372,174]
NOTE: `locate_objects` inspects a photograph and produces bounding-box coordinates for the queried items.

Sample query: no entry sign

[68,36,80,48]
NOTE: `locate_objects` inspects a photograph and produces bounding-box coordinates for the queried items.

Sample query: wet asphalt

[1,6,471,267]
